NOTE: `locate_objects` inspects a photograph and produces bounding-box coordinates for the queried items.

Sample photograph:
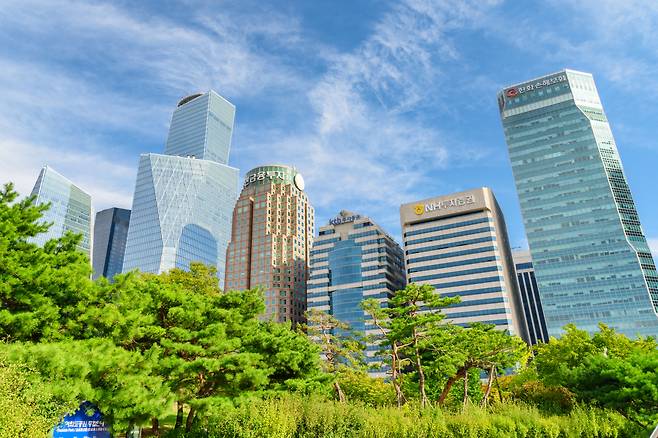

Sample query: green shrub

[0,362,72,438]
[183,395,640,438]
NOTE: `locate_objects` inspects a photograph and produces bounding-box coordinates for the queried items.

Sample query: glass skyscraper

[122,91,239,278]
[29,165,92,256]
[307,211,406,373]
[93,207,131,280]
[499,69,658,338]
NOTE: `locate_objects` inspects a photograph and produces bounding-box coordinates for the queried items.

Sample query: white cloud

[0,0,503,232]
[0,0,309,211]
[0,137,135,209]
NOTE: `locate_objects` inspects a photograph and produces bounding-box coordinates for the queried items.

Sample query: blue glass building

[499,69,658,338]
[29,165,92,256]
[92,207,131,280]
[122,91,239,278]
[308,211,406,373]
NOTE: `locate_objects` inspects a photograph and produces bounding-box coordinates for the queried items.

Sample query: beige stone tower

[224,165,314,325]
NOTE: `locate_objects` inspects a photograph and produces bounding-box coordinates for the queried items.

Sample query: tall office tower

[400,188,528,341]
[123,91,239,278]
[307,211,406,373]
[512,250,549,345]
[29,165,92,256]
[224,165,314,325]
[93,208,131,280]
[499,69,658,338]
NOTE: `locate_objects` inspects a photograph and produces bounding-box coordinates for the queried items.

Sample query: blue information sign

[53,401,111,438]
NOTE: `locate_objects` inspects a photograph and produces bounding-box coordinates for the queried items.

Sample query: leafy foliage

[531,324,658,428]
[0,183,93,342]
[185,395,638,438]
[0,361,74,438]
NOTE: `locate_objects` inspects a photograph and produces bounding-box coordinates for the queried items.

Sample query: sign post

[53,401,111,438]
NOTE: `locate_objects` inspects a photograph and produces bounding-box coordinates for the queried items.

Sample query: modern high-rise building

[122,91,239,278]
[512,250,549,345]
[93,208,131,280]
[400,188,528,341]
[224,165,314,325]
[307,211,406,370]
[499,69,658,338]
[29,165,92,256]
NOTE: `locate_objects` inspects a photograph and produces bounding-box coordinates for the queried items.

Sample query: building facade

[400,188,528,341]
[29,165,92,256]
[512,250,549,345]
[224,165,314,325]
[307,211,406,369]
[122,91,239,278]
[499,69,658,338]
[93,208,131,280]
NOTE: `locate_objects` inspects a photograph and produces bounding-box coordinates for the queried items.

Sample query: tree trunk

[481,365,495,407]
[412,327,428,407]
[439,368,465,405]
[185,406,196,432]
[462,369,469,410]
[333,380,346,403]
[151,417,159,436]
[125,422,135,438]
[391,343,406,407]
[494,367,504,403]
[174,401,184,430]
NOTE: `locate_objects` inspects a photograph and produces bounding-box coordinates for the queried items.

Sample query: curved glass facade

[122,90,239,278]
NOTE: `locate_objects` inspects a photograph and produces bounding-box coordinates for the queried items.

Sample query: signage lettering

[505,74,567,98]
[329,215,360,226]
[415,195,476,215]
[243,170,286,188]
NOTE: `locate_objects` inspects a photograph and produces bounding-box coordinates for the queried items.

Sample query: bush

[0,362,72,438]
[180,395,640,438]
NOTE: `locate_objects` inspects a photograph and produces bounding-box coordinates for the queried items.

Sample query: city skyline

[2,1,658,260]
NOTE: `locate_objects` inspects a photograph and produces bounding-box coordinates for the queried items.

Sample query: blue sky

[1,0,657,255]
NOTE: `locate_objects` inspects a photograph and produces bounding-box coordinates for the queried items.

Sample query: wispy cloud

[235,0,503,232]
[0,0,310,211]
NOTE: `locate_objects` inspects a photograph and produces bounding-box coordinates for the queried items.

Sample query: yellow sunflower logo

[414,204,424,215]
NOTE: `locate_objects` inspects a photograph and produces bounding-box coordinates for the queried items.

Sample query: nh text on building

[400,188,528,341]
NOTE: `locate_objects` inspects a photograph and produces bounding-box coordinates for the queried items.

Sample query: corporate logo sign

[414,195,476,216]
[329,214,360,226]
[243,169,287,188]
[504,74,568,99]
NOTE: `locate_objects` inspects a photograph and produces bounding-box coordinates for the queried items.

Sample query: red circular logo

[505,88,519,98]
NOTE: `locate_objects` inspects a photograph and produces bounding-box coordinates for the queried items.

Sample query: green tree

[305,309,366,402]
[0,183,93,342]
[361,298,407,407]
[434,323,528,408]
[1,340,170,435]
[532,323,658,429]
[385,283,460,407]
[80,263,321,433]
